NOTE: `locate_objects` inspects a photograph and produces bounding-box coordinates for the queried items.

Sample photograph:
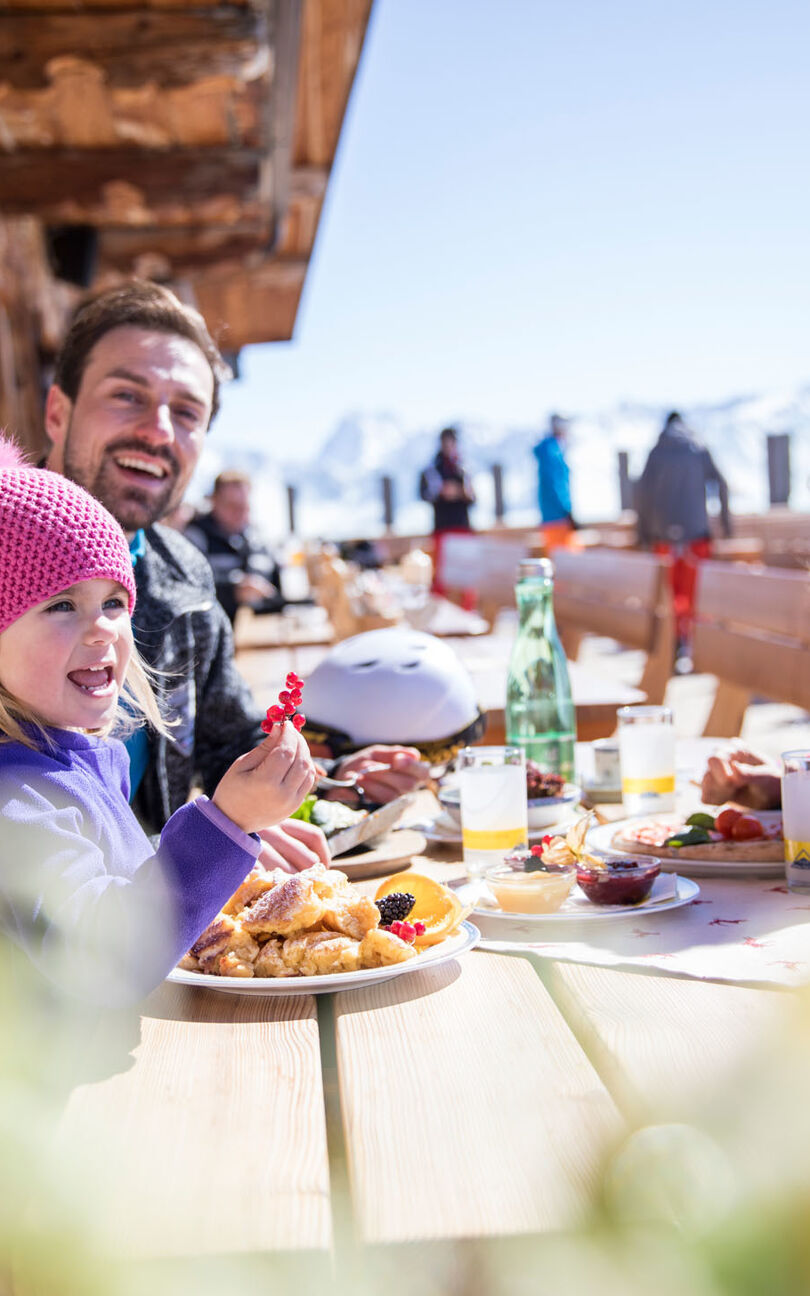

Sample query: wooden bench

[436,532,531,627]
[551,549,675,706]
[693,560,810,736]
[437,533,668,635]
[722,509,810,570]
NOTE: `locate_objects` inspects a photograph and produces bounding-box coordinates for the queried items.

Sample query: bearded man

[44,281,428,869]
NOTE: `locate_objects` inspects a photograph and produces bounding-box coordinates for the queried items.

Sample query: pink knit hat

[0,438,136,635]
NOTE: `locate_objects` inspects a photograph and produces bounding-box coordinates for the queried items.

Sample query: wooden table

[235,633,645,744]
[54,896,791,1267]
[53,749,800,1278]
[462,653,645,743]
[233,605,334,651]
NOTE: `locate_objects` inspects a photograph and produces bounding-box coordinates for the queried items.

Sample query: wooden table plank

[55,984,332,1257]
[334,952,624,1244]
[548,963,791,1120]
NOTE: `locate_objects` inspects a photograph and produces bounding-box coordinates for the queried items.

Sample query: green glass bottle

[505,558,576,781]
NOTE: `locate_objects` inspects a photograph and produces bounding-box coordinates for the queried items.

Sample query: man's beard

[63,431,181,532]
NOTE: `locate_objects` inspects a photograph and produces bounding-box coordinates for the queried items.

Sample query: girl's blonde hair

[0,642,172,750]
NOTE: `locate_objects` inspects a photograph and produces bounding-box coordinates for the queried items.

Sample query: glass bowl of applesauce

[485,859,576,914]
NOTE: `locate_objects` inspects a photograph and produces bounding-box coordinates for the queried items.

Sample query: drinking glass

[617,705,676,815]
[782,750,810,893]
[592,738,621,788]
[457,746,528,883]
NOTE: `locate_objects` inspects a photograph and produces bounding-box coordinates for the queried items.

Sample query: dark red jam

[576,858,660,906]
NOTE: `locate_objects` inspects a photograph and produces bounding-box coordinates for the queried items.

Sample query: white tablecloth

[476,875,810,987]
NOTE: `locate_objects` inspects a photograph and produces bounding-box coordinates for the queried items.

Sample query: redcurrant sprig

[261,671,306,734]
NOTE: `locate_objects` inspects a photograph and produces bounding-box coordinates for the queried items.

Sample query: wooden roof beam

[0,58,268,151]
[0,149,270,225]
[1,0,255,10]
[192,258,308,348]
[293,0,372,167]
[98,225,274,275]
[0,8,270,90]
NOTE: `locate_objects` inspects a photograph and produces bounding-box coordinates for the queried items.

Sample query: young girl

[0,440,315,1003]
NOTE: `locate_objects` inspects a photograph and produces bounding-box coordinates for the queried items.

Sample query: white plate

[586,817,785,878]
[167,921,480,996]
[454,875,699,922]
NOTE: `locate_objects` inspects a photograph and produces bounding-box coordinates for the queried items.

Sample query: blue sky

[213,0,810,460]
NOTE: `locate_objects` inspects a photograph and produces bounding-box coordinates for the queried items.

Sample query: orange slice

[375,872,467,947]
[375,870,448,911]
[414,891,464,946]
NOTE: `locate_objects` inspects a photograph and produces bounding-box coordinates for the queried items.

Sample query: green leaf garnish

[290,794,317,823]
[664,826,712,848]
[686,812,716,829]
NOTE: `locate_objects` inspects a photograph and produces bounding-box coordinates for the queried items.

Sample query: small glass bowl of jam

[575,855,661,906]
[486,851,576,914]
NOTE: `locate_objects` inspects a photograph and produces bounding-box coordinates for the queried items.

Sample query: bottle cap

[516,558,553,583]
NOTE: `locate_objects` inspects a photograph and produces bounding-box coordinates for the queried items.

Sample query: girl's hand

[257,818,331,873]
[212,724,316,834]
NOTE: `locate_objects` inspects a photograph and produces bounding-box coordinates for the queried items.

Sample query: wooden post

[286,484,297,535]
[491,463,505,524]
[767,434,791,507]
[382,475,395,532]
[618,451,634,510]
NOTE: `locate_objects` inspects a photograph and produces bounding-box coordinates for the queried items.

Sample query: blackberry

[376,892,415,925]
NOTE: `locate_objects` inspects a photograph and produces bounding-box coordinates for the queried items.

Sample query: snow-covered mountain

[193,386,810,542]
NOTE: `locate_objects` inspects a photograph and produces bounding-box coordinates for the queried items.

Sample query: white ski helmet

[302,627,485,760]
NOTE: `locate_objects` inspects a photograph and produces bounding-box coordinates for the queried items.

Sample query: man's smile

[112,453,169,480]
[107,442,178,486]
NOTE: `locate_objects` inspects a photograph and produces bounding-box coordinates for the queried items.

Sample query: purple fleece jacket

[0,728,260,1003]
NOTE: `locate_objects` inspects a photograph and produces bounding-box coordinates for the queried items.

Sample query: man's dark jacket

[131,525,264,834]
[184,511,283,625]
[418,452,474,531]
[635,420,731,545]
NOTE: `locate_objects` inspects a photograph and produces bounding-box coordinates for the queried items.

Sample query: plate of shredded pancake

[170,862,479,995]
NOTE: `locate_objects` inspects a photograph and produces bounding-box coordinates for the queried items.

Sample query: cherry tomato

[715,808,742,838]
[730,814,765,841]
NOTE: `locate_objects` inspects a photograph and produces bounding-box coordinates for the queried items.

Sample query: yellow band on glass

[785,840,810,864]
[622,775,676,795]
[462,826,527,850]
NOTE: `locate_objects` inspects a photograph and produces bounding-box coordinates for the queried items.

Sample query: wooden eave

[0,0,373,437]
